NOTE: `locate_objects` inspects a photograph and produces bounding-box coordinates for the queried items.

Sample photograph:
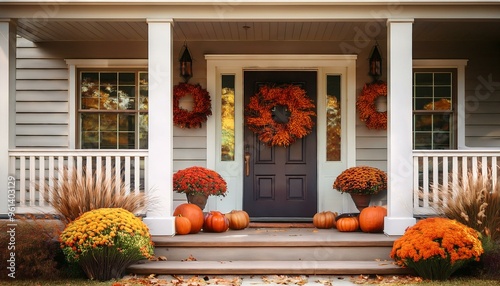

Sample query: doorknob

[244,144,250,177]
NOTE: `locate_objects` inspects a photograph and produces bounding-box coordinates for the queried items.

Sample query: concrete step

[127,260,412,275]
[126,228,409,275]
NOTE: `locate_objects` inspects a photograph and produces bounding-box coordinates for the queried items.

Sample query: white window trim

[413,59,468,149]
[65,59,148,149]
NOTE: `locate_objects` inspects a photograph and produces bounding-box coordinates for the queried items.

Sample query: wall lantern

[369,43,382,82]
[179,43,193,83]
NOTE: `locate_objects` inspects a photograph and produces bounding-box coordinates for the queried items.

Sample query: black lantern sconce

[369,42,382,82]
[179,42,193,83]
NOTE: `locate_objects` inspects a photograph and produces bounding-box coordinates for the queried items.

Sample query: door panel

[243,71,317,219]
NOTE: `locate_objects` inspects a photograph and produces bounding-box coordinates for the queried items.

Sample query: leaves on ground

[113,274,427,286]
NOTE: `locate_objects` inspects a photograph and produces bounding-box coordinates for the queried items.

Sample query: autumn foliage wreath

[173,83,212,128]
[356,82,387,130]
[245,84,316,147]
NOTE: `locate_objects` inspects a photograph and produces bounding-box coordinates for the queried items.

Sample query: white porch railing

[413,150,499,216]
[9,149,148,214]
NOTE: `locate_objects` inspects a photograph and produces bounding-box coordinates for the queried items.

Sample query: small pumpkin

[203,211,229,233]
[225,210,250,230]
[359,206,387,233]
[175,214,191,235]
[313,211,337,229]
[173,203,204,234]
[336,216,359,232]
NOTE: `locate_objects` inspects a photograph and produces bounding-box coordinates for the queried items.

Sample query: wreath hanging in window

[356,82,387,130]
[173,83,212,128]
[245,84,316,147]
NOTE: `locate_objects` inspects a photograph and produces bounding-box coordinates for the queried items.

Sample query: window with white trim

[78,70,148,149]
[413,68,457,150]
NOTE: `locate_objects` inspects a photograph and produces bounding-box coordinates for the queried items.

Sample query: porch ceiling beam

[1,4,500,21]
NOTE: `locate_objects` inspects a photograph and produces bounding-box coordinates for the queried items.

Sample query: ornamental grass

[40,166,147,223]
[333,166,387,195]
[173,166,227,197]
[59,208,154,281]
[391,217,484,280]
[429,169,500,278]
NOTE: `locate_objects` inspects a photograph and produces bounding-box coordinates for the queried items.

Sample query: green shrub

[0,216,80,280]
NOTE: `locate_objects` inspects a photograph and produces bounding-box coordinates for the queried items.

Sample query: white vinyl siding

[15,37,69,148]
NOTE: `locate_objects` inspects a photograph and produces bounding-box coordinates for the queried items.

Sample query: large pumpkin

[225,210,250,230]
[203,211,229,233]
[173,203,204,234]
[313,211,337,229]
[336,216,359,232]
[359,206,387,233]
[175,215,191,235]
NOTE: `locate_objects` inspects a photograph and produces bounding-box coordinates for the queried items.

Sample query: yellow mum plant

[59,208,154,281]
[391,217,484,280]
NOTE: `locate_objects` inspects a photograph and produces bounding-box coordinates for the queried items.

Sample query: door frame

[206,55,357,214]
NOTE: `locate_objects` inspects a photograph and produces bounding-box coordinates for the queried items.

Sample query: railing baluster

[423,157,429,208]
[96,156,102,184]
[413,156,420,209]
[442,156,448,207]
[115,156,121,195]
[125,156,131,194]
[39,156,45,207]
[48,156,55,205]
[29,156,36,206]
[432,156,439,208]
[19,156,26,207]
[105,156,112,180]
[492,157,498,189]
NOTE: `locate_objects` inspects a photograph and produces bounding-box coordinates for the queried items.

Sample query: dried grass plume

[40,167,148,223]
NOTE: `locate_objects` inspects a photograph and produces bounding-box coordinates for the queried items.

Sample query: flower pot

[349,193,371,211]
[186,193,208,210]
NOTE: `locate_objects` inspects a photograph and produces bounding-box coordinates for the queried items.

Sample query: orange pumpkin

[175,215,191,235]
[313,211,337,229]
[359,206,387,233]
[203,211,229,233]
[336,216,359,232]
[225,210,250,230]
[173,203,204,234]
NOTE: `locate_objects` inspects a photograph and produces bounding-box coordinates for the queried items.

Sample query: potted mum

[59,208,154,281]
[333,166,387,211]
[173,166,227,210]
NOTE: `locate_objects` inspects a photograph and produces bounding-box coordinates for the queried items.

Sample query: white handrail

[9,149,148,214]
[413,150,499,216]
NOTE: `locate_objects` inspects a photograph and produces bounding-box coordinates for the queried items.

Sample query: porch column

[384,19,417,235]
[143,19,175,236]
[0,20,16,216]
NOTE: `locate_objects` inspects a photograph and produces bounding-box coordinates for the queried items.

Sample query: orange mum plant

[333,166,387,195]
[390,217,484,280]
[173,166,227,197]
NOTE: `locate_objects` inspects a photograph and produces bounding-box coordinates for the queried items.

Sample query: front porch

[8,149,500,222]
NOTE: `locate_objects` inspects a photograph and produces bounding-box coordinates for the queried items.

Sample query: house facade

[1,1,499,236]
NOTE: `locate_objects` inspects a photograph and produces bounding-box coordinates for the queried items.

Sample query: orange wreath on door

[245,84,316,147]
[356,82,387,130]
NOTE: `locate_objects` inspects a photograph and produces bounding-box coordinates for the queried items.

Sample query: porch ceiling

[15,19,500,43]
